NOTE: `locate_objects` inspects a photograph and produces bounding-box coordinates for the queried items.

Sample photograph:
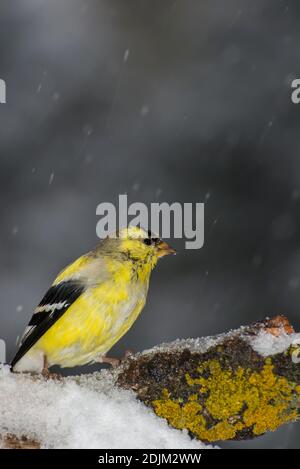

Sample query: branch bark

[117,315,300,442]
[2,315,300,448]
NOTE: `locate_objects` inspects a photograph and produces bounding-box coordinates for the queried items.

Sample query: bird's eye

[143,238,152,246]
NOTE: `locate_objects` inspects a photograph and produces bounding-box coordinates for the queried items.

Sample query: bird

[11,226,175,375]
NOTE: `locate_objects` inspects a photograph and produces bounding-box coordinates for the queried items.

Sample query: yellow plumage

[12,227,175,373]
[38,260,148,367]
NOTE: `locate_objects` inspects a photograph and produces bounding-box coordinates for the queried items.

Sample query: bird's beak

[156,240,176,257]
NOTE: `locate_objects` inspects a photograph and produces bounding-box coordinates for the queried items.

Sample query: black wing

[11,280,85,369]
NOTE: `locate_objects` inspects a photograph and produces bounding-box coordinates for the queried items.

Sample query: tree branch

[117,315,300,442]
[2,315,300,448]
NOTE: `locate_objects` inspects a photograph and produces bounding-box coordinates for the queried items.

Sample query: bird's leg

[99,349,134,368]
[42,355,50,377]
[41,356,62,380]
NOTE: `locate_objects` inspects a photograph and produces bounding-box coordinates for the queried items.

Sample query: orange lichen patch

[263,315,294,336]
[152,358,300,442]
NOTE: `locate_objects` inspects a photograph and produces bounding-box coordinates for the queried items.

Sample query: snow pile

[0,366,214,449]
[249,331,300,357]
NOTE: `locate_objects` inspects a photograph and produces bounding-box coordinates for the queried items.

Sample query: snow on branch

[1,315,300,448]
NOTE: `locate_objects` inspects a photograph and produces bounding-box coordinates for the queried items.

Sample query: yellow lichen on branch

[153,359,299,441]
[118,315,300,442]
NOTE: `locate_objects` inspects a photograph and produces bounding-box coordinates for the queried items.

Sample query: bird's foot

[99,349,135,368]
[41,369,62,381]
[100,356,121,368]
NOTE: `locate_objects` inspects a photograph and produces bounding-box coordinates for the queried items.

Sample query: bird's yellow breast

[35,260,150,367]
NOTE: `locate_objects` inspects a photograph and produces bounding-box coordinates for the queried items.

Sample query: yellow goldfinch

[11,226,175,373]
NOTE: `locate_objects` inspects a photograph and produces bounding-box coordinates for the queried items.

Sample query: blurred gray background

[1,0,300,448]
